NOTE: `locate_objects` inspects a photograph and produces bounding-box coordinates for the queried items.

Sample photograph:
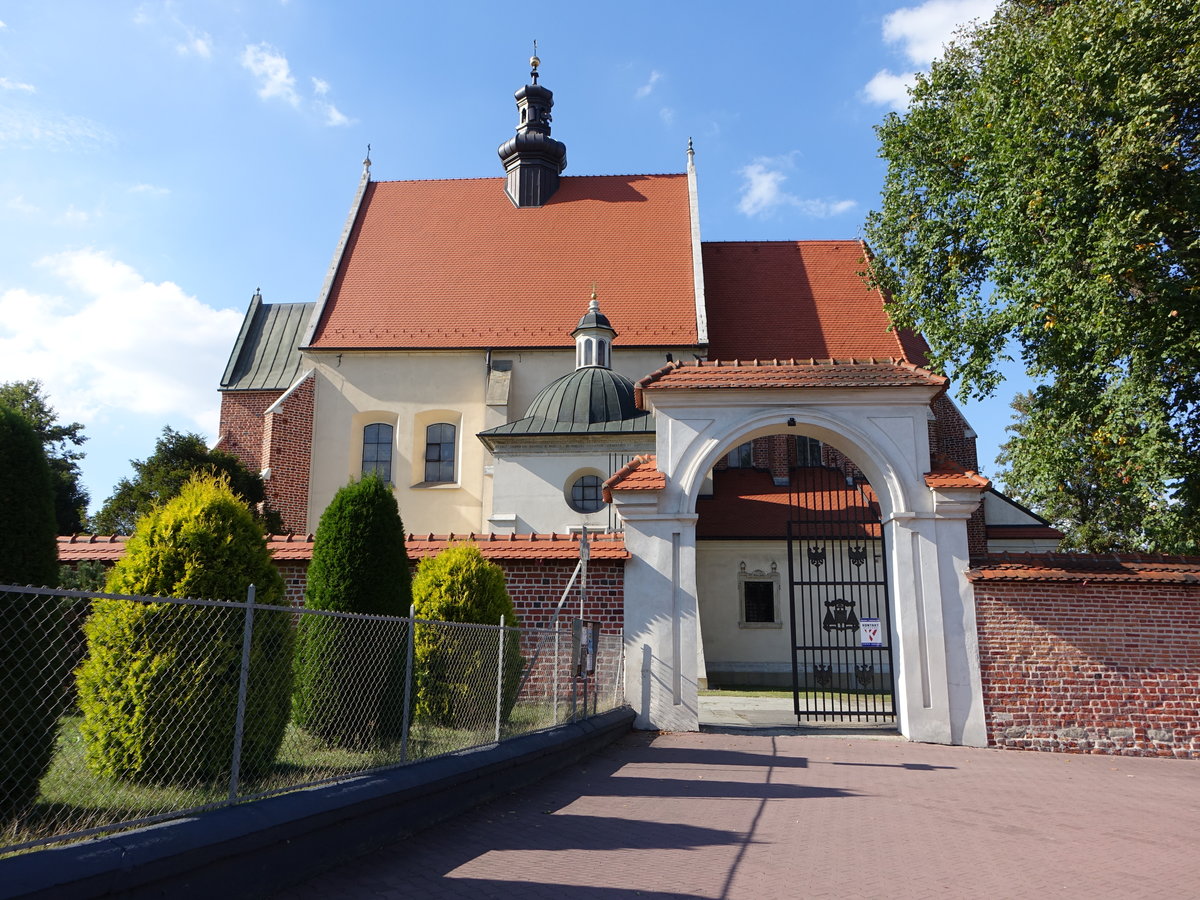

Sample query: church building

[216,56,1058,744]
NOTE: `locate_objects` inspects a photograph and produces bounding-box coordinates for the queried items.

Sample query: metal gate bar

[787,465,895,722]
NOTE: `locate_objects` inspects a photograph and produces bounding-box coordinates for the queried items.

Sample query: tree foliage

[411,544,523,728]
[865,0,1200,552]
[0,406,70,818]
[0,380,89,534]
[92,426,282,535]
[293,474,411,749]
[76,475,292,782]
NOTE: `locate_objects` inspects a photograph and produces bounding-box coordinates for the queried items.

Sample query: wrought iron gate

[787,467,895,722]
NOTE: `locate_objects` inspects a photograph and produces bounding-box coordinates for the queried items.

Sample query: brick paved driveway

[283,729,1199,899]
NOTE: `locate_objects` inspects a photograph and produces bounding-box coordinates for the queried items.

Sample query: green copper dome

[525,366,640,425]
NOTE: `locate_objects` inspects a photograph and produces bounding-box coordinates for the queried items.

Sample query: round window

[569,474,605,514]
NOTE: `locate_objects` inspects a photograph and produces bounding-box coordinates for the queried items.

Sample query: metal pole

[229,584,256,803]
[552,622,560,724]
[579,526,589,619]
[494,615,506,744]
[401,604,415,764]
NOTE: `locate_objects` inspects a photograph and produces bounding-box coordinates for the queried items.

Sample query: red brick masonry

[971,553,1200,758]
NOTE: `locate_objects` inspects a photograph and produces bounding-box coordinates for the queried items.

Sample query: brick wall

[263,556,625,635]
[262,375,314,534]
[218,390,280,471]
[974,579,1200,758]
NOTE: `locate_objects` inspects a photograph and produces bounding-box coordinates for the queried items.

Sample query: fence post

[553,622,560,724]
[229,583,256,803]
[401,604,415,764]
[494,615,506,744]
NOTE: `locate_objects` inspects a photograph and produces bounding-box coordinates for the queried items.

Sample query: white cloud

[0,107,112,150]
[0,250,240,434]
[8,195,40,215]
[659,107,676,126]
[883,0,997,66]
[129,183,170,196]
[737,156,858,219]
[863,69,916,111]
[176,30,212,58]
[319,102,351,127]
[59,205,92,225]
[0,76,36,93]
[635,70,661,99]
[242,43,300,107]
[311,77,330,97]
[863,1,998,109]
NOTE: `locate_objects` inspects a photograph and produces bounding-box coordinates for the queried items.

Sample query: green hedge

[293,474,411,749]
[412,544,524,729]
[75,475,292,783]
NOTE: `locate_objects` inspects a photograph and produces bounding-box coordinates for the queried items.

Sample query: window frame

[738,561,782,629]
[360,421,394,483]
[568,473,606,514]
[423,422,457,484]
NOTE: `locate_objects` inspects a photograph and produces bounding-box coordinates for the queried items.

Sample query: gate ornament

[848,545,867,568]
[854,663,874,687]
[807,546,827,568]
[822,597,860,632]
[813,663,833,688]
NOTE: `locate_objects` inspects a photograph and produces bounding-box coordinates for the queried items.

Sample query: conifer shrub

[411,544,524,729]
[0,406,69,818]
[75,475,292,783]
[293,474,412,749]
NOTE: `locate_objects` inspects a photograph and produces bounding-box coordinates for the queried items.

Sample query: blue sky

[0,0,1023,519]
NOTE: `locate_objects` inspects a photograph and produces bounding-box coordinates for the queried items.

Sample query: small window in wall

[727,442,754,468]
[424,423,456,483]
[796,435,823,467]
[738,561,781,628]
[361,423,393,482]
[569,474,605,513]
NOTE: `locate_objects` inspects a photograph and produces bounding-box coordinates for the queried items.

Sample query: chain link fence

[0,584,625,858]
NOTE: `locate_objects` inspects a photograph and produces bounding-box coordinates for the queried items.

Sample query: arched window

[424,423,456,483]
[361,423,393,482]
[569,474,605,513]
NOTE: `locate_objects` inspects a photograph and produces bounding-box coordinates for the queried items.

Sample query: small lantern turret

[572,288,616,369]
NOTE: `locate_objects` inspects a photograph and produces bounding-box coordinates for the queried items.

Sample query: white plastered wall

[613,386,989,745]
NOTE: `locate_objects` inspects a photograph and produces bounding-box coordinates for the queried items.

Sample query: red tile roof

[406,532,628,561]
[602,454,665,501]
[635,358,946,404]
[702,241,929,364]
[969,552,1200,584]
[924,454,990,490]
[57,533,626,564]
[696,468,882,540]
[309,175,700,349]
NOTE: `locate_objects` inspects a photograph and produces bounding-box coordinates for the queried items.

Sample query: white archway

[611,372,989,746]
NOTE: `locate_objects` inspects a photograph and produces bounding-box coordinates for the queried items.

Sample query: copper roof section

[925,454,990,490]
[308,175,700,349]
[635,358,947,405]
[602,454,665,501]
[969,552,1200,584]
[220,294,314,391]
[702,241,929,364]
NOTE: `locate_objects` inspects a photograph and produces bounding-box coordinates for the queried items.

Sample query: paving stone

[280,730,1200,899]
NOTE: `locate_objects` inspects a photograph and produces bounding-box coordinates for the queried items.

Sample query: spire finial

[530,40,540,84]
[589,282,599,313]
[687,136,694,157]
[363,143,372,175]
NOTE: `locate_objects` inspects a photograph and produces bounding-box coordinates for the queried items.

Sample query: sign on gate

[860,618,882,647]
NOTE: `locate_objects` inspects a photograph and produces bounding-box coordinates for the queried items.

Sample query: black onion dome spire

[498,47,567,207]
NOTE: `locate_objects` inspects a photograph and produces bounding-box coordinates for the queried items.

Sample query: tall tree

[865,0,1200,553]
[92,426,282,535]
[0,406,69,818]
[0,380,90,534]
